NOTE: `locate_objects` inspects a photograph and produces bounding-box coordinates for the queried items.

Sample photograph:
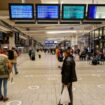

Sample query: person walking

[0,48,12,102]
[60,47,77,105]
[31,48,35,60]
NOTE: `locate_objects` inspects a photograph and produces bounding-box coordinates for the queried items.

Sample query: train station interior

[0,0,105,105]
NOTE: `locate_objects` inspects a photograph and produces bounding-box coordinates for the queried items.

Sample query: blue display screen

[10,5,33,19]
[45,40,54,44]
[37,5,59,19]
[88,5,105,19]
[63,6,85,19]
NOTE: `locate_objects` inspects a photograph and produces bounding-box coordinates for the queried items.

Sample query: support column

[75,34,78,45]
[9,32,15,49]
[22,0,26,3]
[71,35,74,47]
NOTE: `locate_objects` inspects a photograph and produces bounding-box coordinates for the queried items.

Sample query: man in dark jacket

[61,47,77,105]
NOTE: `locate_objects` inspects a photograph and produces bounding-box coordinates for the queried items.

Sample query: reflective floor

[1,53,105,105]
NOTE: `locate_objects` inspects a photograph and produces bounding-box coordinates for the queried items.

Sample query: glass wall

[80,26,105,54]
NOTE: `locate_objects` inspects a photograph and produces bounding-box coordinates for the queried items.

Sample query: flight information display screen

[36,4,60,19]
[45,40,54,44]
[9,4,34,20]
[62,5,86,20]
[88,5,105,19]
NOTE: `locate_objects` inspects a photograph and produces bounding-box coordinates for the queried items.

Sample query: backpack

[8,50,14,60]
[92,58,99,65]
[58,53,63,62]
[0,56,8,75]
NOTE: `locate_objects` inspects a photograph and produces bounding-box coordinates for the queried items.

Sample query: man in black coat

[61,47,77,105]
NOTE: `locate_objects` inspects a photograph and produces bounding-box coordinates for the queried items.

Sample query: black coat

[61,55,77,85]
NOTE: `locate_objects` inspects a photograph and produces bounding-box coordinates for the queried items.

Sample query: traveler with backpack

[8,47,18,75]
[0,48,12,102]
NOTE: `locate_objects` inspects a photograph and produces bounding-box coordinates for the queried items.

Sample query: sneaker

[0,96,3,101]
[3,97,9,102]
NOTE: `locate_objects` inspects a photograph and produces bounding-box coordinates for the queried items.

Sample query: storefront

[79,26,105,53]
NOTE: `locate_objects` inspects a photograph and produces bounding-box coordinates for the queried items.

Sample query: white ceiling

[0,0,105,42]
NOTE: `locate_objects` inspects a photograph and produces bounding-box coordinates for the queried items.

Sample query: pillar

[75,34,78,45]
[9,32,15,49]
[22,0,26,3]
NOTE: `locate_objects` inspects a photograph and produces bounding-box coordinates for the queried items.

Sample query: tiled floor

[0,53,105,105]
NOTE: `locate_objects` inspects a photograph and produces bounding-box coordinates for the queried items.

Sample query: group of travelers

[28,48,44,60]
[0,47,19,102]
[40,48,55,55]
[28,48,57,60]
[56,46,105,65]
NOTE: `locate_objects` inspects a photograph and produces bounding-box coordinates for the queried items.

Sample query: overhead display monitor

[36,4,60,20]
[45,40,54,44]
[88,4,105,20]
[9,3,34,20]
[62,4,86,20]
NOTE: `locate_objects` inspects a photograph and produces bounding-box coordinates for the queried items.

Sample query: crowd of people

[0,45,105,104]
[55,46,105,64]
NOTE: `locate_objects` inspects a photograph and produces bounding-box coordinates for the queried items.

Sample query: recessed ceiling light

[46,30,77,34]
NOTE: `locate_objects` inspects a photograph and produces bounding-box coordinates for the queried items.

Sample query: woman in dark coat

[61,47,77,105]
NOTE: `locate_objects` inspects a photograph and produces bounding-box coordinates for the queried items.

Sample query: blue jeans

[0,78,8,97]
[13,63,18,74]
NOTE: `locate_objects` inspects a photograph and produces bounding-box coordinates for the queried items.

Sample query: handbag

[60,86,70,105]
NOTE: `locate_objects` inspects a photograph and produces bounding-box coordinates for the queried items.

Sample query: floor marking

[97,85,105,89]
[78,78,82,81]
[6,100,22,105]
[48,78,56,80]
[24,75,34,78]
[96,70,104,73]
[11,82,15,85]
[28,85,39,90]
[91,74,100,77]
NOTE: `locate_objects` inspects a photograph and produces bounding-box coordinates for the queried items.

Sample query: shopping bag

[9,72,13,82]
[60,86,70,105]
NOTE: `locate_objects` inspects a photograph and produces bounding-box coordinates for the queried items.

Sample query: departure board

[62,4,86,20]
[45,40,54,44]
[88,5,105,20]
[9,4,34,20]
[36,4,60,19]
